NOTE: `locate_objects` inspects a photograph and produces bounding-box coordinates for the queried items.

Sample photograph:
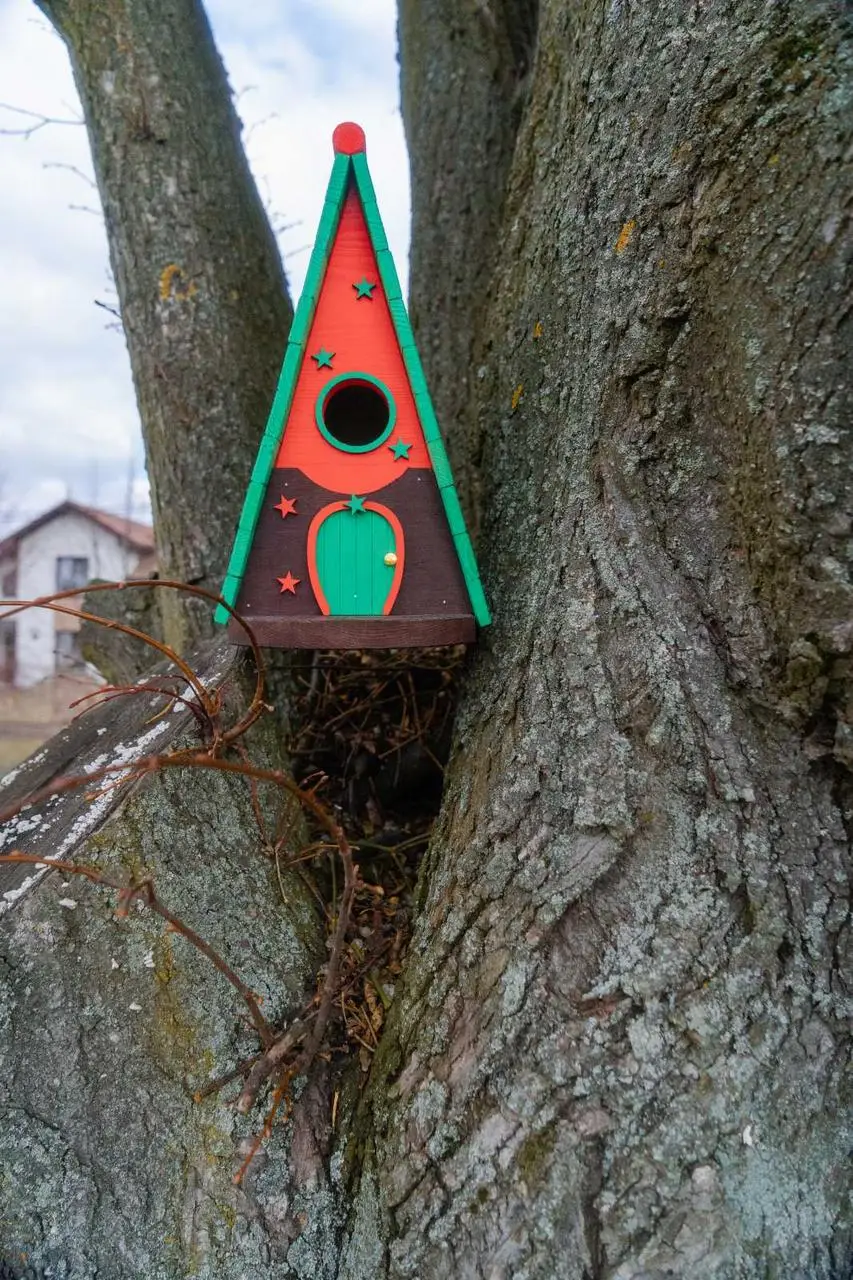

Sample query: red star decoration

[274,495,297,518]
[276,571,300,594]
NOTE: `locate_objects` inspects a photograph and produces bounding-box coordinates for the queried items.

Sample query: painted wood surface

[308,501,404,616]
[215,123,490,646]
[276,189,431,493]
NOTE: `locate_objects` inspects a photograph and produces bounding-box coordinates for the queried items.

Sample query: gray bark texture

[34,0,293,650]
[0,645,332,1279]
[1,0,852,1276]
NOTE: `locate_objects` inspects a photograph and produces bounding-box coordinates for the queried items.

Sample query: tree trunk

[340,2,852,1275]
[2,0,851,1276]
[36,0,293,650]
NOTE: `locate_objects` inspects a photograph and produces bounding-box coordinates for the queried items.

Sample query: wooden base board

[227,614,476,648]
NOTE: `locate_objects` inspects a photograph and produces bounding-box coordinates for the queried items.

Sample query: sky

[0,0,409,537]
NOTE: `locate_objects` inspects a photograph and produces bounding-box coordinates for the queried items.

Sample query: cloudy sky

[0,0,408,536]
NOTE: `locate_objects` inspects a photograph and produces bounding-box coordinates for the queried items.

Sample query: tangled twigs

[296,825,359,1068]
[235,1017,311,1113]
[193,1053,262,1103]
[233,827,361,1116]
[0,853,274,1047]
[69,679,217,737]
[114,874,274,1047]
[0,590,439,1172]
[234,1065,297,1186]
[0,755,361,1117]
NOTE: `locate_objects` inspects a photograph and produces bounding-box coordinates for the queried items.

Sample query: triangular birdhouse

[215,122,490,647]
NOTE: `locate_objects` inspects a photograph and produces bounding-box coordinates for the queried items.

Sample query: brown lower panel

[227,614,476,648]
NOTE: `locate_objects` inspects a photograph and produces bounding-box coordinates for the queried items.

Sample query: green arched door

[308,501,404,615]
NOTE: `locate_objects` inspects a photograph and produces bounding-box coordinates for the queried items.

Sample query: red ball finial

[333,122,366,155]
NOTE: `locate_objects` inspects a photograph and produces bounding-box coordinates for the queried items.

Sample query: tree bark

[341,2,853,1276]
[0,643,332,1278]
[398,0,537,523]
[2,0,851,1276]
[36,0,293,650]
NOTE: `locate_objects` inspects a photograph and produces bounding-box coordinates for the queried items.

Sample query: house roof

[214,123,490,629]
[0,501,155,560]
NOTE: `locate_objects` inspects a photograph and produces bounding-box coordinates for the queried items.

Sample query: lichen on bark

[2,0,852,1275]
[0,643,334,1277]
[341,2,853,1276]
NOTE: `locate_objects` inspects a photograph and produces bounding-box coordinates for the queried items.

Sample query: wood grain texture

[227,614,475,648]
[233,467,474,625]
[277,188,432,492]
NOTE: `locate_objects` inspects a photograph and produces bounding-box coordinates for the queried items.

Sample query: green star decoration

[353,277,377,300]
[388,438,412,461]
[311,347,335,369]
[347,494,366,514]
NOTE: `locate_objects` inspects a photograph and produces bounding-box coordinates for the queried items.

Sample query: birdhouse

[215,122,490,647]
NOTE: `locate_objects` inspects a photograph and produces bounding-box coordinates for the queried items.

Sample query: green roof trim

[349,154,491,627]
[214,152,353,624]
[216,141,490,631]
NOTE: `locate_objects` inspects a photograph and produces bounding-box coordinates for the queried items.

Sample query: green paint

[316,507,396,614]
[315,371,396,453]
[388,438,412,460]
[287,291,317,346]
[353,277,377,299]
[374,249,404,302]
[454,533,492,625]
[428,444,455,490]
[347,494,366,514]
[311,347,335,369]
[387,297,410,332]
[218,143,490,633]
[439,485,467,537]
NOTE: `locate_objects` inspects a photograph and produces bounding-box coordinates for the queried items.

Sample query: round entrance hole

[316,373,396,453]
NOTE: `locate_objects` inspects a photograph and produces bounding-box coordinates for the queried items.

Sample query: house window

[55,629,82,671]
[0,619,14,684]
[56,556,90,591]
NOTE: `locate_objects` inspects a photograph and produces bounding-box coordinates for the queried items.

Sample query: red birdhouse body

[216,123,490,647]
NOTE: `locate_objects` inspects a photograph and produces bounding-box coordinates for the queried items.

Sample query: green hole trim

[315,371,397,454]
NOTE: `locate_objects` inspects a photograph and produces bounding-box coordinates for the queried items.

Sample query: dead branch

[235,1016,310,1113]
[0,102,83,139]
[0,577,268,746]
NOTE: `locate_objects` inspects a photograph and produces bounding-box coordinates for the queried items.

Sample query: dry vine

[0,580,459,1176]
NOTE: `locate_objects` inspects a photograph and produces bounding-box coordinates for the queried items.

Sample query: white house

[0,501,155,687]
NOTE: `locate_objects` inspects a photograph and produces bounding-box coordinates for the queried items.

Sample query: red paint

[274,495,298,518]
[306,501,405,616]
[333,122,366,154]
[276,571,300,594]
[277,190,432,492]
